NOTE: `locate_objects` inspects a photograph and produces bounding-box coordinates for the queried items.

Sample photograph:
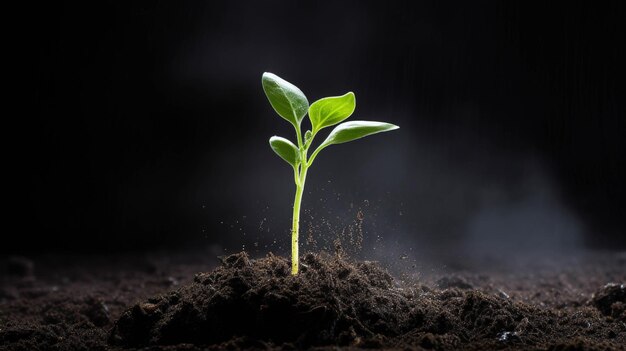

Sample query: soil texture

[1,251,625,350]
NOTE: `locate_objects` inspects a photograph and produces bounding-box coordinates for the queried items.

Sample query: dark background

[8,1,625,261]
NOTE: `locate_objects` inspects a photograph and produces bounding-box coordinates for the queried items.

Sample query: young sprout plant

[262,72,399,275]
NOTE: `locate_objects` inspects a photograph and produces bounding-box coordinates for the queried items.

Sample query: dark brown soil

[1,251,625,350]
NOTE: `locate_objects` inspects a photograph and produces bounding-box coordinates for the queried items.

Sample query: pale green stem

[290,123,309,275]
[293,165,300,186]
[291,163,307,275]
[294,124,304,151]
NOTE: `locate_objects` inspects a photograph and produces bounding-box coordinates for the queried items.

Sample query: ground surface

[1,249,625,351]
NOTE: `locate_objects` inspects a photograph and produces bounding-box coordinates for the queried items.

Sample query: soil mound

[109,252,412,347]
[108,252,625,350]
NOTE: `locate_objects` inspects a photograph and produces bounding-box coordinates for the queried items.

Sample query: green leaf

[262,73,309,127]
[308,92,355,132]
[321,120,399,147]
[269,136,300,167]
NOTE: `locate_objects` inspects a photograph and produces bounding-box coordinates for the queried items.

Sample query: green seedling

[262,72,399,275]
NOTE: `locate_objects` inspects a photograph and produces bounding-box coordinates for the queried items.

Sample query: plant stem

[291,162,308,275]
